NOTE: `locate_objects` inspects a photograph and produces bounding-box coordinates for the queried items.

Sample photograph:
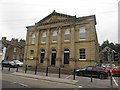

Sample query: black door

[51,53,56,65]
[64,53,69,64]
[40,53,44,63]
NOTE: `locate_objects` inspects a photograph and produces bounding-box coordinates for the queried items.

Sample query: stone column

[35,30,40,66]
[56,27,62,67]
[44,29,50,67]
[24,30,29,65]
[70,25,76,69]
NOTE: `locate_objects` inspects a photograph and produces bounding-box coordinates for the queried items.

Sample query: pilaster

[70,25,76,69]
[35,30,40,66]
[56,27,62,67]
[44,29,50,67]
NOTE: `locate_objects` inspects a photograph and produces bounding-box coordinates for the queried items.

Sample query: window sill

[52,41,57,43]
[79,59,86,61]
[79,39,86,41]
[41,42,46,44]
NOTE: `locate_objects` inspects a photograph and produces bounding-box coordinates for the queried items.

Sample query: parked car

[13,60,23,67]
[76,66,108,79]
[101,63,116,76]
[112,66,120,77]
[1,60,17,67]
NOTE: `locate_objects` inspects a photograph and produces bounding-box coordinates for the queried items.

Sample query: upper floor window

[52,31,57,42]
[79,48,86,60]
[13,47,16,52]
[41,32,46,43]
[79,27,86,40]
[31,33,35,44]
[64,29,70,41]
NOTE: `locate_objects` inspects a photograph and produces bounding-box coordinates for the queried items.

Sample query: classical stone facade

[24,10,99,69]
[1,37,25,61]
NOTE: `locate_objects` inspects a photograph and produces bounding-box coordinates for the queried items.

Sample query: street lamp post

[107,48,113,88]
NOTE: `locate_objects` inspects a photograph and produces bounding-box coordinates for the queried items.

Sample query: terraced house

[24,10,99,70]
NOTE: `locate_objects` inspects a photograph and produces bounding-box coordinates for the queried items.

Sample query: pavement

[12,72,78,85]
[1,66,120,88]
[2,67,78,85]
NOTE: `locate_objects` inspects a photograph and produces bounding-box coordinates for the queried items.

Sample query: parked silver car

[13,60,23,67]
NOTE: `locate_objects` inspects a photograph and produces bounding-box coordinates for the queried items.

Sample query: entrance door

[64,53,69,64]
[51,53,56,65]
[51,49,56,65]
[64,49,69,64]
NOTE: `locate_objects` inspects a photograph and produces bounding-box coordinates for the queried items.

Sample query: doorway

[51,49,56,65]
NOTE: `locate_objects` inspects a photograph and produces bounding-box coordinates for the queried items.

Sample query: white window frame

[79,48,86,60]
[31,33,35,44]
[41,32,46,43]
[13,47,16,52]
[79,27,86,40]
[64,29,70,41]
[52,31,57,42]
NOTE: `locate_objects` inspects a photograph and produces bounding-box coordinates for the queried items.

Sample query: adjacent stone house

[1,37,25,61]
[99,46,120,64]
[24,10,99,69]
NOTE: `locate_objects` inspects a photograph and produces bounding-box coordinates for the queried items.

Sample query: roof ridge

[36,10,75,25]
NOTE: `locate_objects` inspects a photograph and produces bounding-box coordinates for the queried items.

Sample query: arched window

[41,32,46,43]
[40,49,45,63]
[64,48,69,64]
[52,31,57,42]
[64,29,70,41]
[31,33,35,44]
[79,27,86,40]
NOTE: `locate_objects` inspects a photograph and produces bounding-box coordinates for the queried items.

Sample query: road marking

[112,77,118,87]
[65,75,72,79]
[78,86,83,88]
[13,82,28,87]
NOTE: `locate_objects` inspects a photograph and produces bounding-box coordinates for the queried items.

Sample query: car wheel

[99,74,105,79]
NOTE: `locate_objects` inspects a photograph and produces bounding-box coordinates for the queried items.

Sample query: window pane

[31,33,35,44]
[79,49,86,59]
[52,36,57,41]
[80,27,86,39]
[41,32,46,42]
[64,29,70,41]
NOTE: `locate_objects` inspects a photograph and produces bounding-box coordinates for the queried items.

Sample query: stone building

[1,37,25,61]
[24,10,99,69]
[99,46,120,64]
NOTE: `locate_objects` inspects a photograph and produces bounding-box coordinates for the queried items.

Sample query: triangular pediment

[37,10,75,25]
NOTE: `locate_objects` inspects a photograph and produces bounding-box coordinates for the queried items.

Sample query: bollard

[46,67,48,76]
[59,68,61,78]
[35,66,37,75]
[25,65,27,73]
[2,66,3,70]
[91,73,92,82]
[8,64,10,71]
[73,69,76,80]
[16,65,19,72]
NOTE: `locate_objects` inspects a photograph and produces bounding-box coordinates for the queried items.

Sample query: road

[2,72,80,88]
[1,66,119,89]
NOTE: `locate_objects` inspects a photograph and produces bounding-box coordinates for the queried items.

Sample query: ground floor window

[79,48,86,60]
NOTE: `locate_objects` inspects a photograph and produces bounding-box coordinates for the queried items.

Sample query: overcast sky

[0,0,119,44]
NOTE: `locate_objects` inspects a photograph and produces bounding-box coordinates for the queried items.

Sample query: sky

[0,0,119,45]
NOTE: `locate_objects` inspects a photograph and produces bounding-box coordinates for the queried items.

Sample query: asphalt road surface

[2,73,80,88]
[1,65,119,89]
